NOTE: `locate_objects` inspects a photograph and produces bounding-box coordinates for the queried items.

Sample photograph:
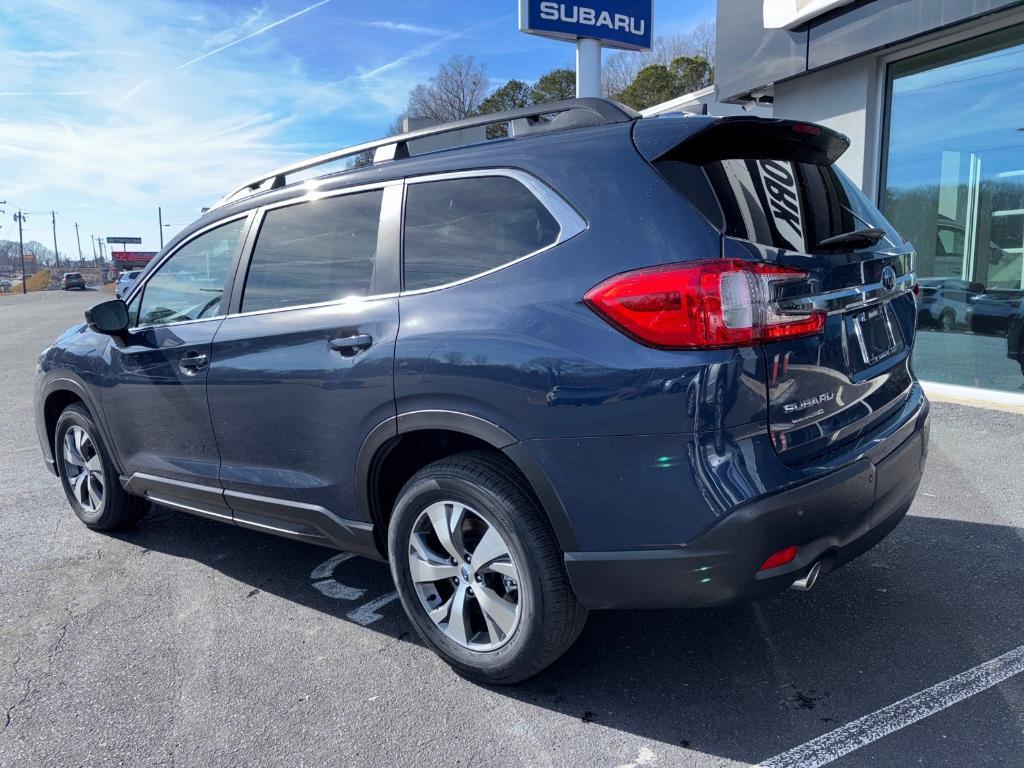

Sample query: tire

[54,403,148,531]
[388,451,587,684]
[940,310,956,332]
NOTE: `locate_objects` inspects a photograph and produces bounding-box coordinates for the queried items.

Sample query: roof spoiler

[633,115,850,166]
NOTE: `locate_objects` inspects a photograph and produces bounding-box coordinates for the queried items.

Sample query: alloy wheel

[62,425,105,514]
[407,500,522,651]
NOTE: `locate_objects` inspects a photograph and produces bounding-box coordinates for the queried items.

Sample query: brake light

[584,259,825,349]
[792,122,822,136]
[759,545,798,571]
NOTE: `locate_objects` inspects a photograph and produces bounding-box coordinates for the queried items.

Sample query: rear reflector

[584,259,825,350]
[759,545,799,571]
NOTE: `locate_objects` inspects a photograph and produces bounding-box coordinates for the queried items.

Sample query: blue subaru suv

[34,99,928,683]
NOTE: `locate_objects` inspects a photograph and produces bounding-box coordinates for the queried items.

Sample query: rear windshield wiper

[815,227,887,252]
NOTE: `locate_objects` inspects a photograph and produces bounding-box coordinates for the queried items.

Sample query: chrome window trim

[122,212,252,332]
[221,293,400,321]
[219,167,586,320]
[251,177,402,214]
[230,180,400,318]
[129,315,227,333]
[400,167,587,296]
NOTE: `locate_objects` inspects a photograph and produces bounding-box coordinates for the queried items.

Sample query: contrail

[357,14,512,80]
[175,0,331,71]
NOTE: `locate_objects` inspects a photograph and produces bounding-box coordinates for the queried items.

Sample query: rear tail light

[584,259,825,350]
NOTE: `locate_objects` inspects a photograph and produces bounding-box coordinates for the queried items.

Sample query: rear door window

[403,175,560,291]
[655,159,902,253]
[242,190,383,313]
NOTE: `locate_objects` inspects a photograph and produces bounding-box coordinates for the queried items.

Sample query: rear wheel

[388,451,587,684]
[54,403,147,530]
[940,309,956,332]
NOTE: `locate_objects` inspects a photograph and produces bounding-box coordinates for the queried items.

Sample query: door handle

[179,351,209,375]
[329,334,373,356]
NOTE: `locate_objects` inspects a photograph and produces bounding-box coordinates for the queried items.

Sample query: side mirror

[85,299,130,336]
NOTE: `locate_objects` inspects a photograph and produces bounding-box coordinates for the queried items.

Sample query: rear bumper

[565,395,929,609]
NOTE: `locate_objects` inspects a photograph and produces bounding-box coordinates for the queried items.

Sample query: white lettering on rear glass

[757,159,806,252]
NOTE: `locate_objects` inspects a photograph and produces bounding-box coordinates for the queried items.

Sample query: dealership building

[666,0,1024,402]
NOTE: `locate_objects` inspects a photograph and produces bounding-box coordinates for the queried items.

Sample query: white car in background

[115,270,142,299]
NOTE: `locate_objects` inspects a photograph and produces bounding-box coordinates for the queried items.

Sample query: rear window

[655,158,902,253]
[403,176,560,291]
[66,273,82,278]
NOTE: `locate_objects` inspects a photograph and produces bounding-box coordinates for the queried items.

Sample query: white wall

[771,56,880,195]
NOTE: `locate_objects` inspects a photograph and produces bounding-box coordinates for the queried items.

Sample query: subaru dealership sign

[519,1,653,51]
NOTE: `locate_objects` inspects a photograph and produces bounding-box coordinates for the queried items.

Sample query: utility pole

[74,223,83,262]
[158,206,164,249]
[14,210,27,294]
[51,211,61,269]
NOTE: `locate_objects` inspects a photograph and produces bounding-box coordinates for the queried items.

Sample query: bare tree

[385,112,408,136]
[686,20,717,66]
[407,55,489,122]
[603,22,716,98]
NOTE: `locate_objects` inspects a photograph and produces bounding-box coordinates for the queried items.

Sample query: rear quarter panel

[394,124,770,441]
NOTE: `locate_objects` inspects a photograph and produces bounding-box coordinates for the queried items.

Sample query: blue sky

[0,0,715,257]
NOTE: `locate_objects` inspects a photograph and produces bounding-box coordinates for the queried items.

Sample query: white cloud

[0,1,506,254]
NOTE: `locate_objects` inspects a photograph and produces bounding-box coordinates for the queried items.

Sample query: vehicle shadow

[114,508,1024,764]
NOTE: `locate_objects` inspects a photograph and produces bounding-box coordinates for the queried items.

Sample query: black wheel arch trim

[356,410,579,554]
[39,374,125,477]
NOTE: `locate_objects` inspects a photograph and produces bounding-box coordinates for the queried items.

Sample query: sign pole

[576,38,602,97]
[520,1,651,89]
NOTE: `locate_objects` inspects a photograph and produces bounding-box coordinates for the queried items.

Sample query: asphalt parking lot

[1,290,1022,768]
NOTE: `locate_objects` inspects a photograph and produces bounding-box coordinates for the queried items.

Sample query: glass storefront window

[882,25,1024,393]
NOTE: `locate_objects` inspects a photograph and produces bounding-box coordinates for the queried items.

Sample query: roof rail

[210,98,639,210]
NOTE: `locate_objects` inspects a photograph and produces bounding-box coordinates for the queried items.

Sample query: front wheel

[388,451,587,684]
[54,403,148,530]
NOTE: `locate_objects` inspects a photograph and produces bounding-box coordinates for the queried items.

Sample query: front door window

[136,218,246,327]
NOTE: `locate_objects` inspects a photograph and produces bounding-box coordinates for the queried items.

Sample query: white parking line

[757,644,1024,768]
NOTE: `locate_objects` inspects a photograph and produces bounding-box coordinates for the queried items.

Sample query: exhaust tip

[790,561,821,592]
